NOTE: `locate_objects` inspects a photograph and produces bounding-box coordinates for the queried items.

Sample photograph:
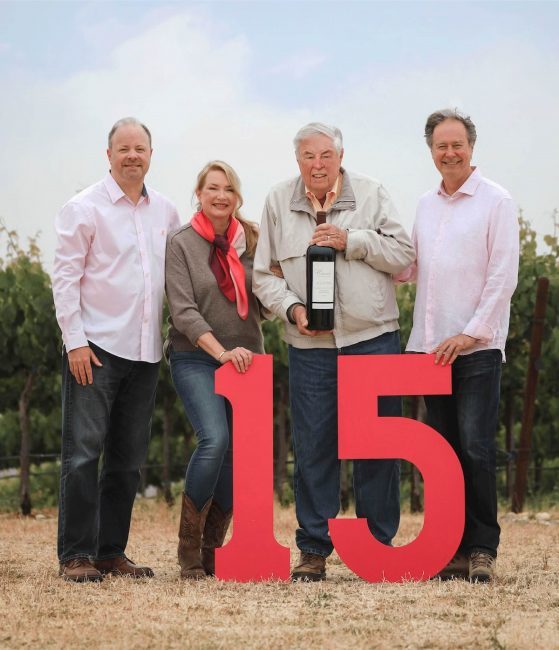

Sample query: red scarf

[190,211,248,320]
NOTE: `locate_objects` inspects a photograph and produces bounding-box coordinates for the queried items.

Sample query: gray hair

[108,117,152,149]
[424,109,477,148]
[293,122,343,156]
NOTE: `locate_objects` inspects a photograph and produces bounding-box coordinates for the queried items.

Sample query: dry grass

[1,500,559,649]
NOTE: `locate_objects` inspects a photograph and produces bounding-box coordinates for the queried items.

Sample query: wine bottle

[306,211,335,330]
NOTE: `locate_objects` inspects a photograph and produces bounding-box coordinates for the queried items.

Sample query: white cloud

[322,40,559,236]
[0,10,557,271]
[0,11,306,268]
[269,51,327,80]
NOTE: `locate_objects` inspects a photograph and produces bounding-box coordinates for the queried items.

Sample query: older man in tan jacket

[253,122,415,581]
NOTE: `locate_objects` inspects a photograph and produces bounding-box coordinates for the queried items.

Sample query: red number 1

[214,355,290,580]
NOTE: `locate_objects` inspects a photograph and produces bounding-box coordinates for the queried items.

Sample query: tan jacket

[253,169,415,349]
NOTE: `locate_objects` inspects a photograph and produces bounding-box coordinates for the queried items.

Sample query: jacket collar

[289,167,356,216]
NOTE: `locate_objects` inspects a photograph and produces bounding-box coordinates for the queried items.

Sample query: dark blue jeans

[288,331,402,557]
[57,342,160,563]
[424,349,502,557]
[170,349,233,512]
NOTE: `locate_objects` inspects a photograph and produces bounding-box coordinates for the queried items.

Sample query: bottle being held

[306,211,335,330]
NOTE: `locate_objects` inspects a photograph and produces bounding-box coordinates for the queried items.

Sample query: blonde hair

[194,160,258,256]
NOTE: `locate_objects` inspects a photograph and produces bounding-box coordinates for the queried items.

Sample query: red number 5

[329,354,464,581]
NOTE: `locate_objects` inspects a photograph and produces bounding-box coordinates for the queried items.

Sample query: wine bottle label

[312,261,335,309]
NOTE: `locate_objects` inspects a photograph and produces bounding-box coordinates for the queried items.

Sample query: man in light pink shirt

[53,117,180,582]
[401,109,519,582]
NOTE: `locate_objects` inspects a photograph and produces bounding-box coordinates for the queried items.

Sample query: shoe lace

[470,552,492,569]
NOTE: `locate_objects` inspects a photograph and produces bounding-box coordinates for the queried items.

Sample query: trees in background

[0,225,60,514]
[262,319,291,502]
[0,215,557,513]
[503,217,559,495]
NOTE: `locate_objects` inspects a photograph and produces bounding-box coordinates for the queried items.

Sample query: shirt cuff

[280,296,301,322]
[393,263,417,283]
[343,229,362,260]
[286,302,305,324]
[184,321,213,347]
[64,333,89,353]
[463,319,493,344]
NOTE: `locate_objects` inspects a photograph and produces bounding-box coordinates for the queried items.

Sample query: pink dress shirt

[401,168,519,358]
[53,173,180,362]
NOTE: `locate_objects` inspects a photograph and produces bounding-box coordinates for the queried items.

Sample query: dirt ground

[0,500,558,649]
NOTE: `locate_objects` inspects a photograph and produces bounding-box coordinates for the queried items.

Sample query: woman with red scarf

[165,161,263,579]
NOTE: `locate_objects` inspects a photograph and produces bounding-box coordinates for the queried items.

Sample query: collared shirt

[305,174,341,215]
[403,168,519,358]
[53,173,180,362]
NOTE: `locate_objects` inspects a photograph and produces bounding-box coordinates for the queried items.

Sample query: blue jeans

[58,342,160,562]
[288,331,402,557]
[424,349,502,557]
[170,349,233,512]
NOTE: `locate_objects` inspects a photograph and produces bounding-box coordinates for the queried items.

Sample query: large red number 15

[214,354,464,582]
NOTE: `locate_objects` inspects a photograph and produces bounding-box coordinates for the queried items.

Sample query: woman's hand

[220,347,254,373]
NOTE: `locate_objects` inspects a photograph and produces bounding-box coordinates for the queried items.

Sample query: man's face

[296,134,343,199]
[430,119,473,187]
[107,124,152,187]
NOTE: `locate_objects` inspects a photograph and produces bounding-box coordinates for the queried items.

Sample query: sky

[0,0,558,271]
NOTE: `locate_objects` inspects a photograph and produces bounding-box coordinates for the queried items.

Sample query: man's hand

[311,224,347,251]
[68,346,103,385]
[270,264,284,279]
[431,334,477,366]
[291,305,324,337]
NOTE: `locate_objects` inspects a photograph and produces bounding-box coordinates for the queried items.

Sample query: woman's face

[197,169,237,229]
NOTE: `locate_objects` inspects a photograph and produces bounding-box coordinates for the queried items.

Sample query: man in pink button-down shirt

[401,109,519,582]
[53,117,180,582]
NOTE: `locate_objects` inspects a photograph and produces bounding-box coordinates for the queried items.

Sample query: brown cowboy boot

[177,494,212,579]
[201,502,232,576]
